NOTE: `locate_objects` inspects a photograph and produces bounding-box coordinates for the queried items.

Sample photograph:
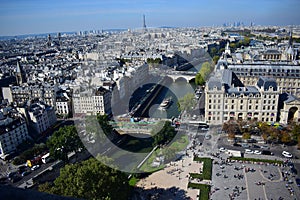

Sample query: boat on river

[159,97,172,109]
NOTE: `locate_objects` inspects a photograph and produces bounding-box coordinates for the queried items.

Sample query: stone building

[0,109,29,158]
[205,69,279,125]
[72,86,111,116]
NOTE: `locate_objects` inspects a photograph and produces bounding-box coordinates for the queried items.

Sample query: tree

[47,125,84,163]
[209,47,217,56]
[195,72,205,86]
[38,182,53,193]
[162,146,177,161]
[291,123,300,142]
[152,121,176,147]
[281,131,291,144]
[228,132,236,140]
[242,132,251,140]
[212,55,220,64]
[229,43,236,50]
[177,93,196,112]
[40,158,131,200]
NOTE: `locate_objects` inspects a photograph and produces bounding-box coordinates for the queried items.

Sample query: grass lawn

[188,182,211,200]
[192,157,212,180]
[129,176,140,186]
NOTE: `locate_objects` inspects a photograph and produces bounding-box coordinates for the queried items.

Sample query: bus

[41,153,51,164]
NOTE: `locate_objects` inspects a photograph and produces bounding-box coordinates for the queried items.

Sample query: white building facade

[205,70,280,125]
[0,111,29,158]
[73,87,111,116]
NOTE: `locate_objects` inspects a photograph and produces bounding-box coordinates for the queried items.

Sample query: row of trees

[152,121,176,147]
[39,121,132,199]
[195,61,214,86]
[13,143,48,165]
[47,125,84,163]
[229,37,251,51]
[39,157,131,200]
[223,120,300,147]
[177,93,196,112]
[146,58,162,64]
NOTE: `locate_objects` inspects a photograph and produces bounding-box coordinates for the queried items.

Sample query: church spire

[15,60,25,85]
[288,27,293,47]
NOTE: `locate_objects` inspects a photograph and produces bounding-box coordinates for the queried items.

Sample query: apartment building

[0,110,29,158]
[73,86,111,116]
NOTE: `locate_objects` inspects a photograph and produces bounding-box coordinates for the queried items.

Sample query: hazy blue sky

[0,0,299,36]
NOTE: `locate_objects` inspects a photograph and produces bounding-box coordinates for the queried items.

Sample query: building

[226,63,300,97]
[3,84,58,107]
[217,29,300,97]
[73,86,111,116]
[279,94,300,124]
[0,109,29,158]
[205,69,280,125]
[15,61,26,85]
[27,102,57,134]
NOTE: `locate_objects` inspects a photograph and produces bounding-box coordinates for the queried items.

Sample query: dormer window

[269,86,273,91]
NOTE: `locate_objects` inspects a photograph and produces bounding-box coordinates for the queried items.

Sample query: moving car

[31,165,40,171]
[219,147,226,152]
[282,151,293,158]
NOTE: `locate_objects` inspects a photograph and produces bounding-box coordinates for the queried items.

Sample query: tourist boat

[159,97,172,109]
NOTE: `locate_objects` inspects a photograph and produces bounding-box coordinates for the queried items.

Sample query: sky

[0,0,300,36]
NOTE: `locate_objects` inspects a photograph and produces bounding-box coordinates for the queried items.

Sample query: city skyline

[1,0,300,36]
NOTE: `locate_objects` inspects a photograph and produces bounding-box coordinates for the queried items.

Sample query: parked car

[261,150,274,155]
[254,150,262,155]
[260,145,269,149]
[241,143,250,148]
[245,149,254,154]
[296,178,300,187]
[7,171,17,179]
[205,135,211,140]
[233,143,242,147]
[282,151,293,158]
[21,171,31,177]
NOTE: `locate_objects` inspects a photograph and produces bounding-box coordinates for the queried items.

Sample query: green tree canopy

[39,158,131,200]
[212,55,220,64]
[177,93,196,112]
[152,121,176,147]
[195,72,205,86]
[199,61,214,80]
[47,125,84,163]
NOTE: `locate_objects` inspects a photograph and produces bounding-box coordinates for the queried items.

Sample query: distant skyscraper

[47,34,51,47]
[143,14,147,30]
